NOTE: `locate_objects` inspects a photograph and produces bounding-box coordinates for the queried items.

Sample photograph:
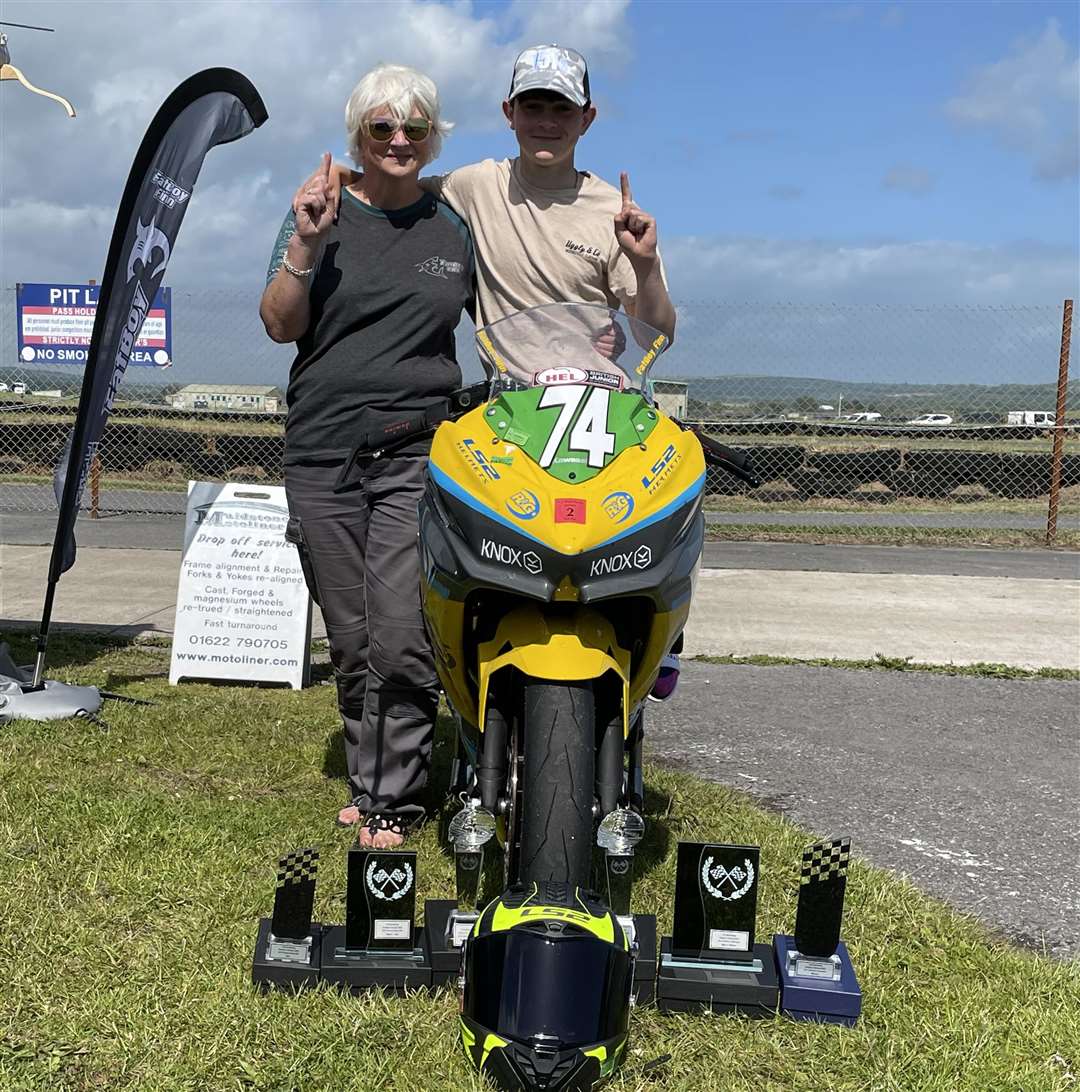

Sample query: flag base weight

[0,677,103,722]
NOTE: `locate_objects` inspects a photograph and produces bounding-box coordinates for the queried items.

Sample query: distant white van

[844,412,882,423]
[1007,411,1055,426]
[11,382,27,396]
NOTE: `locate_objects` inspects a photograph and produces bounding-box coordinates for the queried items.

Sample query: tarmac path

[645,659,1080,961]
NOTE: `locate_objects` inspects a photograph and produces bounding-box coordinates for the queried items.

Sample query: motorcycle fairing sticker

[482,387,659,484]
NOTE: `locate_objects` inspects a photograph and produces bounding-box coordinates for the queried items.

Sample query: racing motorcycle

[419,302,715,890]
[342,303,756,1091]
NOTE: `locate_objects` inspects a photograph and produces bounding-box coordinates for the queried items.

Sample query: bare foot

[336,803,363,827]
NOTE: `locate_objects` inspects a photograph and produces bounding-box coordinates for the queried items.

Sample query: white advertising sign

[169,482,311,689]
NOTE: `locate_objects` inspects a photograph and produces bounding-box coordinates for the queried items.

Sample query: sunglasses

[365,116,433,143]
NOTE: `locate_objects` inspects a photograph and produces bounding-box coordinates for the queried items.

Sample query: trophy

[424,803,497,988]
[321,846,431,994]
[251,847,323,991]
[596,808,656,1004]
[656,842,778,1016]
[773,838,861,1025]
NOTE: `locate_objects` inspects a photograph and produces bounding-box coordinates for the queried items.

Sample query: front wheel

[520,679,596,888]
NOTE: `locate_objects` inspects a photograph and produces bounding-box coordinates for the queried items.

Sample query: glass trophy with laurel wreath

[657,841,779,1016]
[320,845,430,994]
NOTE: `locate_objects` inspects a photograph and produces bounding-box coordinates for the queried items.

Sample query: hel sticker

[536,365,588,386]
[601,491,634,524]
[506,489,540,520]
[554,499,586,524]
[505,427,529,445]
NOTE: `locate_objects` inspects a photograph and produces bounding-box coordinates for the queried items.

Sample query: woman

[260,65,473,848]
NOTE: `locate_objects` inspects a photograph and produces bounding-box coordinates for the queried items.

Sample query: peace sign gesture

[292,152,336,239]
[613,171,659,266]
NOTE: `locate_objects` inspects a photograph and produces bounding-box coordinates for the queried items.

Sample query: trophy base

[251,918,323,993]
[422,899,475,988]
[319,924,432,995]
[772,935,861,1026]
[655,937,778,1017]
[630,914,657,1007]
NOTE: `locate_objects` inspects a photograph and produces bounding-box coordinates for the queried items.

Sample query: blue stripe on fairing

[593,472,706,549]
[428,462,549,546]
[428,463,705,551]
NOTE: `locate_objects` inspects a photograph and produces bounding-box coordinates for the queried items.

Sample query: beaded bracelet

[282,253,315,278]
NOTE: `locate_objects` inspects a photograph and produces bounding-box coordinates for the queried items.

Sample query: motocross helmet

[460,881,632,1092]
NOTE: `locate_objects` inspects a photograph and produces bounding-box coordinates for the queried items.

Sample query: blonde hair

[345,63,452,165]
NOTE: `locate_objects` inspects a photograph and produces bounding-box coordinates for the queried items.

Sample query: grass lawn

[1,633,1077,1091]
[706,523,1080,550]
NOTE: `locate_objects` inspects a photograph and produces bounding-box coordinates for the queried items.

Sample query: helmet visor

[464,929,632,1047]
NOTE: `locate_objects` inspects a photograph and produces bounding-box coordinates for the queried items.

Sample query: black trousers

[284,457,437,819]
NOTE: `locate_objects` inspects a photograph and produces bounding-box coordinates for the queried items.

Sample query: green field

[1,633,1077,1091]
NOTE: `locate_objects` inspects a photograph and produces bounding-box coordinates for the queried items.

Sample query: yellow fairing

[477,605,631,737]
[429,405,705,556]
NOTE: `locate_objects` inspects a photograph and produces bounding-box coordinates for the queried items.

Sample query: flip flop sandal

[335,796,367,828]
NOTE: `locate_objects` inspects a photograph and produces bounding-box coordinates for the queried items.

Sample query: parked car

[0,383,9,392]
[906,413,953,425]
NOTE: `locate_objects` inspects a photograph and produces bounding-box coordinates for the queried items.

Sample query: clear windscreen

[476,303,669,401]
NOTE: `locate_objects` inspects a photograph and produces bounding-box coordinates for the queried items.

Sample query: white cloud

[946,19,1079,181]
[0,0,632,291]
[662,236,1078,305]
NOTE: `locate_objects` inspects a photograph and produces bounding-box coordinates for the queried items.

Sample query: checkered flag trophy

[794,838,850,962]
[773,836,862,1025]
[252,846,323,991]
[271,847,320,943]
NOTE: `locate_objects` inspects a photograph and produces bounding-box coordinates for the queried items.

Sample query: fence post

[1045,298,1073,546]
[90,453,101,518]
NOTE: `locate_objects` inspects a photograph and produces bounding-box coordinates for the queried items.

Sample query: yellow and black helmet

[460,881,632,1091]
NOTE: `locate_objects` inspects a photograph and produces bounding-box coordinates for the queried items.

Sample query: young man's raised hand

[613,171,658,267]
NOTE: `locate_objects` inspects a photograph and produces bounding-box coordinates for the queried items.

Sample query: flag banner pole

[30,68,267,690]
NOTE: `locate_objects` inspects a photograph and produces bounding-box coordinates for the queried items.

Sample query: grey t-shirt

[267,189,473,464]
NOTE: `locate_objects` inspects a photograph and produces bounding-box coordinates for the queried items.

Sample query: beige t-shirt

[421,158,664,328]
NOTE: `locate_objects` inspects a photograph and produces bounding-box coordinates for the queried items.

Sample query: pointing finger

[620,171,633,211]
[321,151,332,181]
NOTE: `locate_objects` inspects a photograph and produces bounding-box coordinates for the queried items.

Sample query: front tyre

[520,680,596,887]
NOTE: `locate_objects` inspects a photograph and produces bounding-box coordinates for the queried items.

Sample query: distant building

[170,384,282,413]
[652,379,688,420]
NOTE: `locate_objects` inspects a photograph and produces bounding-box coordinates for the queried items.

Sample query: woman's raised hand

[292,153,337,238]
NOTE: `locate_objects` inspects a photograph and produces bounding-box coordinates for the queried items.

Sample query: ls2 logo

[458,438,500,482]
[641,444,678,493]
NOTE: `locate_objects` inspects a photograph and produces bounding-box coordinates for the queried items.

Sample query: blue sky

[0,0,1077,383]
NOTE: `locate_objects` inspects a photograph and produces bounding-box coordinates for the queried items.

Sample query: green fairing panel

[482,388,660,484]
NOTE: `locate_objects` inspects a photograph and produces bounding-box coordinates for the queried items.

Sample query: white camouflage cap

[508,45,590,107]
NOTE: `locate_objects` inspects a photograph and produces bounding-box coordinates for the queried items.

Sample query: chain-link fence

[1,286,1076,536]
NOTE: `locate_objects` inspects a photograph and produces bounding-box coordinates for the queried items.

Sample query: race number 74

[537,385,615,469]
